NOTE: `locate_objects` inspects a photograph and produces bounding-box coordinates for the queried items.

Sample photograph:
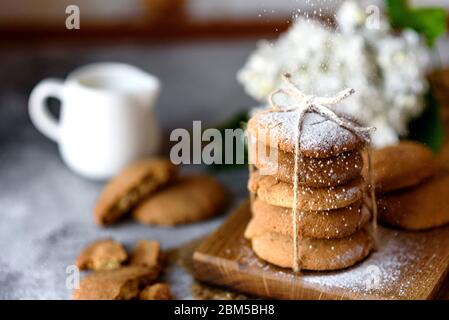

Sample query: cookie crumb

[76,238,127,271]
[139,283,172,300]
[129,240,162,269]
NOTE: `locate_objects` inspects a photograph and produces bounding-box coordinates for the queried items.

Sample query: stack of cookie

[244,111,374,271]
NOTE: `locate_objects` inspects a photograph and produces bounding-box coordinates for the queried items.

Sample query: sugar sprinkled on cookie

[365,141,436,193]
[250,228,373,271]
[248,170,365,211]
[247,111,366,158]
[246,198,370,239]
[254,145,363,187]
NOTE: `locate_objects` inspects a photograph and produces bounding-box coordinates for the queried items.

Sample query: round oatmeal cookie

[245,199,370,239]
[248,171,365,211]
[378,171,449,230]
[253,144,363,187]
[133,175,227,226]
[250,228,373,271]
[94,158,178,226]
[364,141,436,193]
[247,110,366,158]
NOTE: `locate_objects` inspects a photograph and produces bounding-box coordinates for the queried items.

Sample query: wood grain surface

[193,200,449,300]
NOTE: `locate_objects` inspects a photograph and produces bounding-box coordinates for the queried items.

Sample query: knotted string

[255,73,377,272]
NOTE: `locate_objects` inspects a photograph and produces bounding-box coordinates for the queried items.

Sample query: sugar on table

[193,200,449,300]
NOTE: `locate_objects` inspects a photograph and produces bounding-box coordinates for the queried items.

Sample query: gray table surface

[4,37,449,300]
[0,40,256,299]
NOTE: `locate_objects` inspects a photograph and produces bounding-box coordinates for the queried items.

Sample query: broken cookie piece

[76,238,127,271]
[129,240,162,269]
[94,158,178,226]
[139,283,172,300]
[72,266,159,300]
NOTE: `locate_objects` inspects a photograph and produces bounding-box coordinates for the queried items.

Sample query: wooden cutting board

[193,200,449,300]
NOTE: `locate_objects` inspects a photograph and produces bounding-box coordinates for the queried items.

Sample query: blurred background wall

[1,0,448,44]
[0,0,335,24]
[2,0,448,24]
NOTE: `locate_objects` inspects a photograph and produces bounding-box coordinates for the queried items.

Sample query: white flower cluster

[237,1,430,146]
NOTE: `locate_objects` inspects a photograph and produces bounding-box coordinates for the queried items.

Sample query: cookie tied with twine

[247,73,378,273]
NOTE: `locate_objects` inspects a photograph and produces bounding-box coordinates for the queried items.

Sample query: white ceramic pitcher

[28,62,161,180]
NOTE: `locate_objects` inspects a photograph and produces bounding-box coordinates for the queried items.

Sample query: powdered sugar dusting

[256,148,363,188]
[302,229,422,298]
[248,110,366,157]
[236,226,448,299]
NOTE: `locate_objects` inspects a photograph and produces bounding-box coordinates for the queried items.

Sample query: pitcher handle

[28,78,63,142]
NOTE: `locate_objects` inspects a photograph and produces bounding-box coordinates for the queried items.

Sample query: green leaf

[386,0,409,28]
[213,111,249,132]
[207,110,249,172]
[386,0,447,47]
[408,91,445,152]
[409,8,447,47]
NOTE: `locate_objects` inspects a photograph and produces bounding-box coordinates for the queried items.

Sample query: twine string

[367,147,379,248]
[291,107,307,272]
[258,73,377,272]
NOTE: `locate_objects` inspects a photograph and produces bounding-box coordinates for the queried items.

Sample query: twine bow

[260,73,378,272]
[266,73,375,139]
